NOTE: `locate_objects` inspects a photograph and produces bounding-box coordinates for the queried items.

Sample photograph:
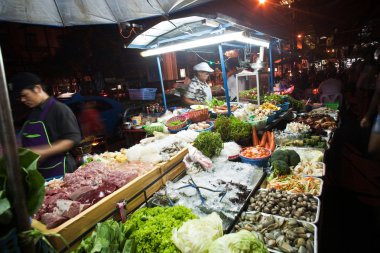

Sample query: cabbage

[171,212,223,253]
[208,229,269,253]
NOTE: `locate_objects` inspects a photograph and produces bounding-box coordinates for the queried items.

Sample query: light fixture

[202,19,220,28]
[140,31,270,57]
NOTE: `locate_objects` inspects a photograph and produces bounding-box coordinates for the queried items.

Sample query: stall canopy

[127,14,280,113]
[0,0,214,26]
[128,14,276,50]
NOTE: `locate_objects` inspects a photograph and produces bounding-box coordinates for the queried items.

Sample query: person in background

[183,62,214,105]
[318,68,342,96]
[226,63,244,101]
[360,74,380,159]
[9,72,81,178]
[360,47,380,159]
[78,101,105,138]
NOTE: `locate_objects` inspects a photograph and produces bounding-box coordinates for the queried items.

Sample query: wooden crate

[32,148,188,252]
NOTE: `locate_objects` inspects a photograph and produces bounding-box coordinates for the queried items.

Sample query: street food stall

[128,14,280,115]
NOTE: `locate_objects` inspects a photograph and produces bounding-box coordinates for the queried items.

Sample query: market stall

[127,14,280,115]
[52,101,338,252]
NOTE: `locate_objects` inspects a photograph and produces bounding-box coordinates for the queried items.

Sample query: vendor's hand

[360,117,371,128]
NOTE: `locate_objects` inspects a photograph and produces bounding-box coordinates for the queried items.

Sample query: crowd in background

[275,46,380,162]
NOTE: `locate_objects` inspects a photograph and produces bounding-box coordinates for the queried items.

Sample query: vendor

[183,62,214,105]
[9,72,81,178]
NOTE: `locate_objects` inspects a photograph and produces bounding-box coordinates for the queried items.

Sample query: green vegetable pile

[193,132,224,158]
[239,88,258,100]
[0,148,45,225]
[124,206,197,253]
[286,95,304,112]
[262,93,285,105]
[229,116,252,142]
[206,98,224,108]
[74,220,135,253]
[282,135,327,149]
[74,206,196,253]
[270,149,301,177]
[214,116,252,142]
[168,120,184,127]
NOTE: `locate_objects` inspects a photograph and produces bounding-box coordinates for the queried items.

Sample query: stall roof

[128,14,279,50]
[0,0,214,26]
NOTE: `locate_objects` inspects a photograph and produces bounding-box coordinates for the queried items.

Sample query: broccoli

[272,160,290,177]
[285,149,301,166]
[317,141,327,149]
[270,150,288,163]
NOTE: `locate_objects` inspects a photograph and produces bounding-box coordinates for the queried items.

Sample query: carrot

[259,131,267,147]
[265,140,270,149]
[269,131,276,152]
[252,126,259,146]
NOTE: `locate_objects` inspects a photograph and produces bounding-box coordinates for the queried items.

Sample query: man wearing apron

[9,72,81,178]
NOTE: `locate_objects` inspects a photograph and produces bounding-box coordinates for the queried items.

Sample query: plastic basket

[280,102,290,112]
[187,108,209,123]
[165,115,188,131]
[128,88,157,100]
[274,109,282,118]
[168,124,189,133]
[248,116,267,131]
[267,113,276,124]
[189,121,214,132]
[0,228,20,253]
[239,154,271,167]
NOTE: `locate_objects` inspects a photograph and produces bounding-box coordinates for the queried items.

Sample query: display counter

[32,148,189,252]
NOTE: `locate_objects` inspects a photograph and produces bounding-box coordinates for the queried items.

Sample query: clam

[278,242,294,253]
[306,239,314,252]
[298,245,309,253]
[303,222,315,233]
[295,238,306,247]
[287,218,298,227]
[267,239,276,247]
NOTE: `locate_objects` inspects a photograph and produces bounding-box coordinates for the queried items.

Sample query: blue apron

[21,98,66,178]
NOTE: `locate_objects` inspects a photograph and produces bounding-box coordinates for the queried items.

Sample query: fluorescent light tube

[140,32,270,57]
[236,36,270,48]
[141,32,243,57]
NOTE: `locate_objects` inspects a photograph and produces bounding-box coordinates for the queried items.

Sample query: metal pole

[0,46,33,251]
[218,44,231,115]
[269,40,275,93]
[156,56,167,111]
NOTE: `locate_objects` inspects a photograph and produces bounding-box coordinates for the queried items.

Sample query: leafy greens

[0,148,45,224]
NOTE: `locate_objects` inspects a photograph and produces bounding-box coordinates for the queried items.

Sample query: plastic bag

[183,146,213,173]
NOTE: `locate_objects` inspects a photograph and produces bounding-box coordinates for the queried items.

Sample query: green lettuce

[124,206,197,253]
[208,229,269,253]
[171,212,223,253]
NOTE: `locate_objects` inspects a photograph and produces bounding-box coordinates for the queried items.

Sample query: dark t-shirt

[27,97,81,173]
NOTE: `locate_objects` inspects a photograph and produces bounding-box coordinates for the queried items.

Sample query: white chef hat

[193,62,214,73]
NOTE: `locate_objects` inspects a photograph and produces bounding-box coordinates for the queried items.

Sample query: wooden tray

[32,148,188,252]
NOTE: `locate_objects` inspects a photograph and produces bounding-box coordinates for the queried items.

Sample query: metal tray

[144,167,266,233]
[265,176,324,197]
[235,211,318,253]
[249,189,321,224]
[293,162,326,178]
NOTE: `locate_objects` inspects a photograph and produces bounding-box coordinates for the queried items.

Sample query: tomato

[241,146,270,159]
